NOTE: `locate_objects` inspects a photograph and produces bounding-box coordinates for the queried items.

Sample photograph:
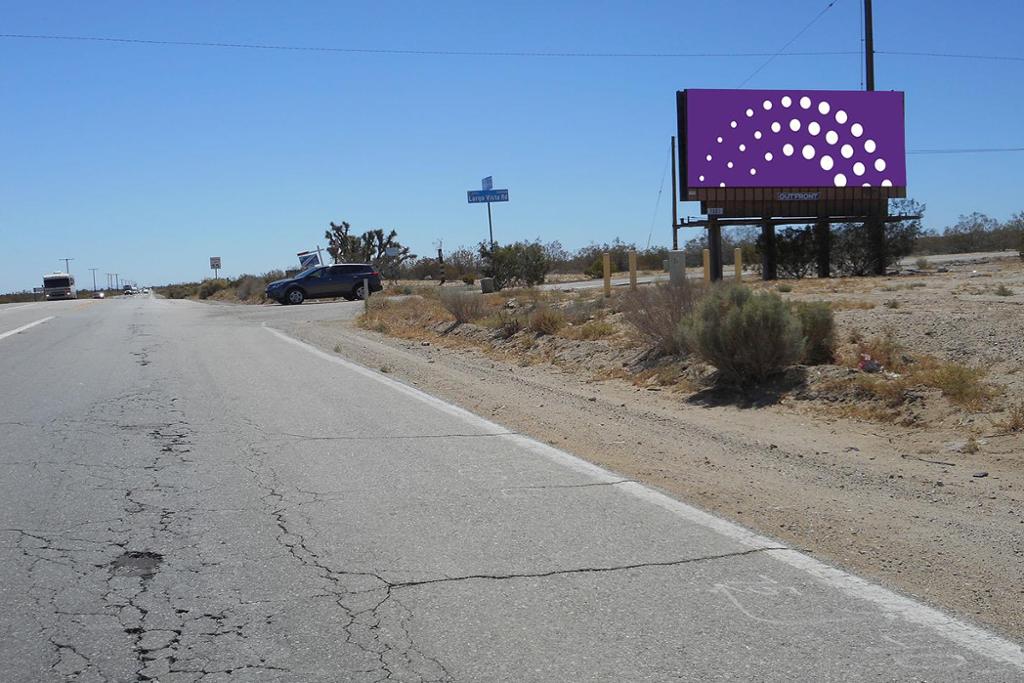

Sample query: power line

[908,147,1024,154]
[737,0,844,87]
[0,32,857,59]
[879,49,1024,63]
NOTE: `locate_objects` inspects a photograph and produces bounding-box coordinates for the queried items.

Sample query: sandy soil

[281,252,1024,642]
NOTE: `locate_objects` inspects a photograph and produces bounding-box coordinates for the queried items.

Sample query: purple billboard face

[685,89,905,189]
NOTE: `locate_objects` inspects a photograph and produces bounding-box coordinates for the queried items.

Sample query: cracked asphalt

[1,296,1021,681]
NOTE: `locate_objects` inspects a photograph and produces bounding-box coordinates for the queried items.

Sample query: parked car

[93,291,105,299]
[265,264,383,305]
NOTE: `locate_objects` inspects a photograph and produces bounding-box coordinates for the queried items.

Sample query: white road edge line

[0,316,54,341]
[263,324,1024,669]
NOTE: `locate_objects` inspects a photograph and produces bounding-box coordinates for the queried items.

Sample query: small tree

[768,226,817,279]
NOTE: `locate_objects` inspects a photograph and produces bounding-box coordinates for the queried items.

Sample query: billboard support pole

[707,218,723,282]
[671,136,678,250]
[864,0,875,91]
[815,219,832,278]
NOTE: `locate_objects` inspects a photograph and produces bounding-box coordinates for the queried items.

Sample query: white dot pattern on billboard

[688,90,903,188]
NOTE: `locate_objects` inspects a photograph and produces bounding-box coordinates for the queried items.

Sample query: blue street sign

[482,176,493,191]
[467,189,509,203]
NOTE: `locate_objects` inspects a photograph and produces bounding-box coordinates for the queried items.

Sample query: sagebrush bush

[528,307,565,335]
[681,284,804,385]
[620,282,701,355]
[794,301,835,365]
[198,279,228,299]
[439,289,485,323]
[234,276,264,301]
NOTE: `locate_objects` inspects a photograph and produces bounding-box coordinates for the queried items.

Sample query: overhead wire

[737,0,844,87]
[0,33,857,59]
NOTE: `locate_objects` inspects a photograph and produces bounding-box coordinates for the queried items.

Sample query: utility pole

[671,135,678,250]
[89,268,98,292]
[115,274,120,290]
[864,0,874,91]
[60,257,74,274]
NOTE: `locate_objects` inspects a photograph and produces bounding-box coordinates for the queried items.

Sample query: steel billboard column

[761,220,777,281]
[815,219,831,278]
[707,219,723,282]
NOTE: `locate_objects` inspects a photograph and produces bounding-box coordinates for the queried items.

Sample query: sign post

[210,257,221,279]
[467,177,509,248]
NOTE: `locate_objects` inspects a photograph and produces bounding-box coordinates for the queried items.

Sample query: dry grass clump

[528,307,566,335]
[793,301,835,365]
[440,289,486,323]
[357,295,450,338]
[996,402,1024,432]
[563,319,617,340]
[619,282,702,355]
[914,359,992,409]
[829,299,876,311]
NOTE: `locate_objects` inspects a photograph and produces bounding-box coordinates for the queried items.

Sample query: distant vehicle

[43,272,76,300]
[93,291,105,299]
[265,263,383,305]
[143,288,150,294]
[123,285,133,295]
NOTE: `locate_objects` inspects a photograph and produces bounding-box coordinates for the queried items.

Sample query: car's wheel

[286,288,305,305]
[354,283,367,300]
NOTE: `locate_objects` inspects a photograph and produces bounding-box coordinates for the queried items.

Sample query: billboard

[679,89,905,191]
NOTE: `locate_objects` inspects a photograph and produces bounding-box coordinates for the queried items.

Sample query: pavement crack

[390,547,787,590]
[503,479,632,491]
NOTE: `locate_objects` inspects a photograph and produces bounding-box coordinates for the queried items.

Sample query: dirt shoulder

[279,299,1024,642]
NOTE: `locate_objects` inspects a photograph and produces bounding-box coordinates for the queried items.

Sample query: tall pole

[60,257,73,274]
[864,0,875,91]
[115,274,119,290]
[487,201,494,248]
[89,268,98,291]
[671,136,679,250]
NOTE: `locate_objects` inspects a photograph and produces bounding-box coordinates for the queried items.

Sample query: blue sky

[2,0,1022,291]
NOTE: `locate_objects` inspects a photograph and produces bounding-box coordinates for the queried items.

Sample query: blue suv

[265,264,383,305]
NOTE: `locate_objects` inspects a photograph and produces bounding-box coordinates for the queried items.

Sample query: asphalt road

[1,295,1021,681]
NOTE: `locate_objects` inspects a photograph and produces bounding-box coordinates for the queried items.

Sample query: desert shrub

[479,240,550,289]
[681,284,804,385]
[915,257,931,270]
[584,258,612,280]
[620,282,701,355]
[794,301,835,365]
[884,299,900,309]
[234,275,265,301]
[439,289,485,323]
[564,297,601,325]
[198,279,228,299]
[994,284,1013,296]
[462,275,476,286]
[528,307,565,335]
[485,311,525,339]
[777,283,793,293]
